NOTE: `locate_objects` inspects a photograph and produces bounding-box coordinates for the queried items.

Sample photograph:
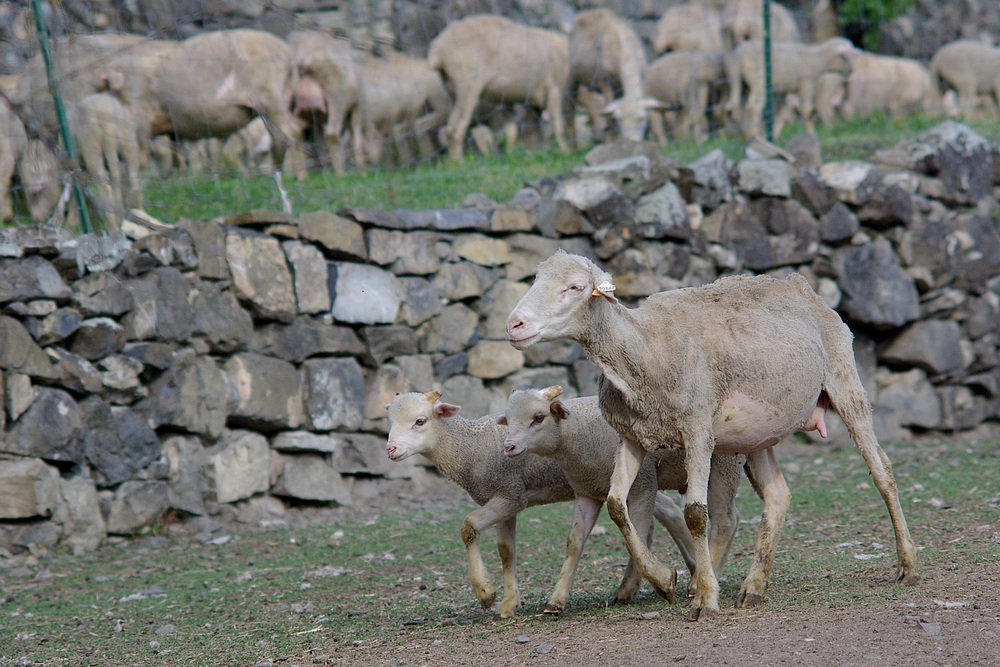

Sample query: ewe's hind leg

[827,371,920,585]
[737,448,791,608]
[495,516,521,618]
[546,496,602,614]
[462,496,523,614]
[607,438,677,603]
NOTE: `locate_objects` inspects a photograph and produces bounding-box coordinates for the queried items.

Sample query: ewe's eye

[531,414,545,426]
[414,418,427,427]
[568,284,584,292]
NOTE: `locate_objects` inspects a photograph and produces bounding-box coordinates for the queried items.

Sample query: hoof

[899,571,921,587]
[543,604,564,615]
[652,568,678,604]
[477,584,498,611]
[736,591,764,609]
[688,604,720,622]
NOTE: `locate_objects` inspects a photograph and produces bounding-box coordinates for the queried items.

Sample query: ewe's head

[498,386,569,458]
[506,250,616,349]
[384,391,460,461]
[601,97,667,142]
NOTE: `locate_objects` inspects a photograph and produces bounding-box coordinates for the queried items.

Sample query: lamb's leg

[461,496,523,614]
[546,495,602,613]
[653,492,696,574]
[683,426,720,620]
[495,515,521,618]
[736,447,790,608]
[606,438,677,603]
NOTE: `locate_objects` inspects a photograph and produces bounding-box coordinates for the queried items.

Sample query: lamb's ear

[497,415,508,426]
[591,270,618,303]
[540,385,563,401]
[435,402,461,418]
[550,401,571,421]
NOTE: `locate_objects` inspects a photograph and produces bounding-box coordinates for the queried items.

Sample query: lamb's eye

[531,414,545,426]
[414,418,427,427]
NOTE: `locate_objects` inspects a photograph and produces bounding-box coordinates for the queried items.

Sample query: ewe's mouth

[507,332,539,348]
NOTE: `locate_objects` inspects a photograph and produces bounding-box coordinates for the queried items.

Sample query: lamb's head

[384,390,460,461]
[601,97,667,142]
[498,385,570,458]
[506,250,617,349]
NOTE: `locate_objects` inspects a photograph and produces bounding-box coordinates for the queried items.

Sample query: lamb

[928,40,1000,120]
[500,386,747,610]
[643,50,726,144]
[725,37,857,138]
[569,8,662,142]
[349,53,450,167]
[505,250,920,620]
[427,15,569,161]
[842,52,938,121]
[721,0,801,48]
[386,390,654,618]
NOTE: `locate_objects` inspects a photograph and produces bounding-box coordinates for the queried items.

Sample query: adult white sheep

[501,386,747,609]
[505,251,920,620]
[386,390,676,617]
[427,15,570,161]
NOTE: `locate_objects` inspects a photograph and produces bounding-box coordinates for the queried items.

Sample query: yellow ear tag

[592,280,616,297]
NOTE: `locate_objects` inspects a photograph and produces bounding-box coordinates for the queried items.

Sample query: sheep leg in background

[460,496,524,617]
[494,516,521,618]
[606,437,677,603]
[273,171,292,215]
[737,447,791,607]
[546,495,603,613]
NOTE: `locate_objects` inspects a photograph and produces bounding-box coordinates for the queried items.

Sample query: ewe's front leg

[495,516,521,618]
[461,497,522,615]
[546,496,603,613]
[607,438,677,603]
[737,447,790,608]
[684,428,720,620]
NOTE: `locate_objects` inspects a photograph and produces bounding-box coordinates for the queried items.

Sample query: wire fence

[1,0,997,232]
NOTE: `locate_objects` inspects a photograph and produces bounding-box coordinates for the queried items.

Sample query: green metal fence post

[31,0,93,234]
[762,0,774,142]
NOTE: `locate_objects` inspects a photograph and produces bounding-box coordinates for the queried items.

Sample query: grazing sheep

[652,2,724,55]
[774,71,845,135]
[643,50,726,144]
[569,8,663,142]
[427,15,569,160]
[725,37,857,138]
[501,386,748,609]
[929,40,1000,120]
[386,390,653,618]
[506,251,919,620]
[842,52,938,121]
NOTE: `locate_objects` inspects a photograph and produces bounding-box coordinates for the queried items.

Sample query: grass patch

[2,436,997,665]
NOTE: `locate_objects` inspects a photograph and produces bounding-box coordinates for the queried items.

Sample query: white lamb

[501,386,747,610]
[386,390,684,617]
[506,250,920,620]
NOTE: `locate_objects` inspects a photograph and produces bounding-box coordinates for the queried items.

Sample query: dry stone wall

[1,120,1000,555]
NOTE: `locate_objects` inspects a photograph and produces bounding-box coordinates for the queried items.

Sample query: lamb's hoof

[736,591,764,609]
[898,571,921,587]
[688,604,720,622]
[497,596,521,619]
[477,584,498,611]
[543,604,564,615]
[651,568,678,604]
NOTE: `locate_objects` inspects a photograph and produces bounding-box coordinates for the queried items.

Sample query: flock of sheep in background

[1,0,999,227]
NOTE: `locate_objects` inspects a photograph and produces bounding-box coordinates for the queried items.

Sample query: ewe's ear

[591,270,618,304]
[551,401,570,421]
[435,402,461,418]
[497,415,508,426]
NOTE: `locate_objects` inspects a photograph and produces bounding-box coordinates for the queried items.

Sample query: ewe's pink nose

[506,316,524,340]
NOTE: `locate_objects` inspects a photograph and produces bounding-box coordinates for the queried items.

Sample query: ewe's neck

[577,299,649,382]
